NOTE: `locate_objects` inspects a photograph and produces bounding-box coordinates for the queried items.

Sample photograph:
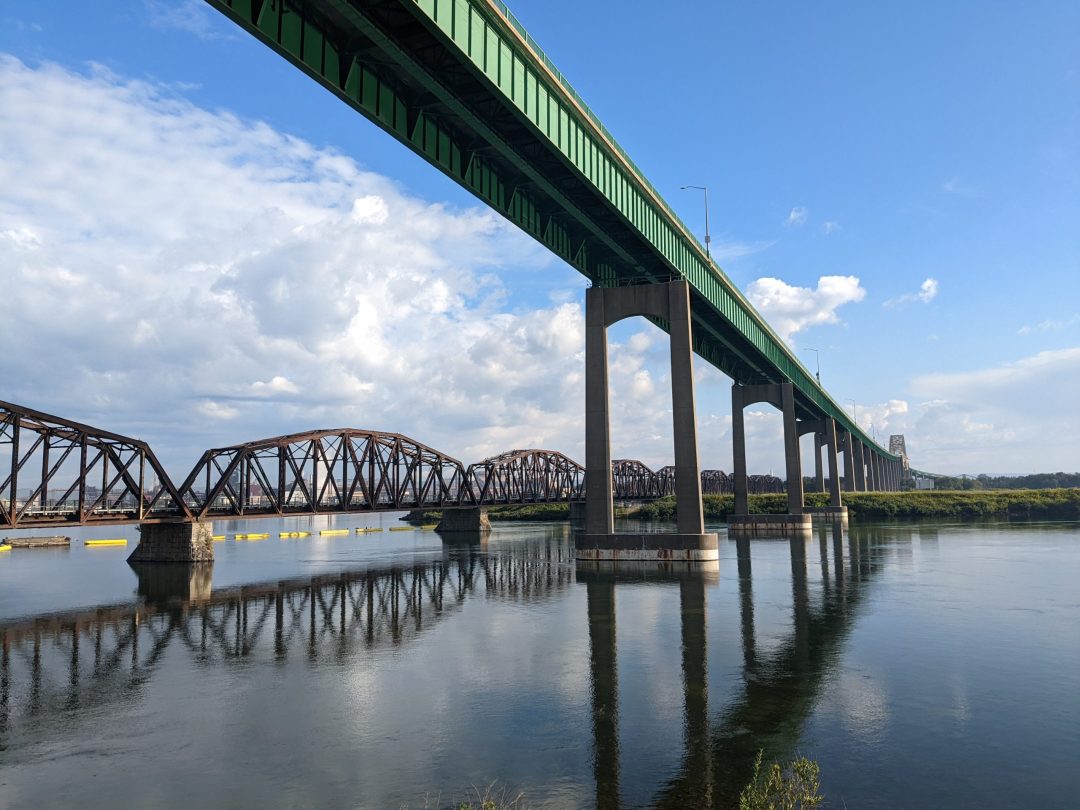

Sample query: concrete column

[585,286,614,535]
[814,432,825,493]
[842,430,856,493]
[867,451,877,491]
[668,280,705,535]
[782,383,804,515]
[128,521,214,563]
[825,418,843,508]
[854,443,867,491]
[732,385,748,516]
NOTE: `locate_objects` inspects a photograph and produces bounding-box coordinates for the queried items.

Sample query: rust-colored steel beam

[0,400,191,528]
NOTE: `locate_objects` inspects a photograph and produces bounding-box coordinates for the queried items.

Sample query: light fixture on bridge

[680,185,711,260]
[804,347,821,384]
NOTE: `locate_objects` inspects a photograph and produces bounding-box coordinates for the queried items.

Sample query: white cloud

[785,206,807,227]
[2,57,623,473]
[865,348,1080,473]
[884,277,938,307]
[746,275,866,343]
[941,176,978,196]
[143,0,230,41]
[1017,314,1078,335]
[822,220,841,235]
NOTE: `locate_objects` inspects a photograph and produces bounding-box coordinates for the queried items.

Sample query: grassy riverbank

[406,489,1080,524]
[635,488,1080,521]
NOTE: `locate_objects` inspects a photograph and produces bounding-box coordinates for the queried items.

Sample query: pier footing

[728,514,812,533]
[128,521,215,563]
[574,532,719,562]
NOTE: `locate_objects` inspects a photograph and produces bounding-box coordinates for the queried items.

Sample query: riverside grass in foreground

[405,488,1080,524]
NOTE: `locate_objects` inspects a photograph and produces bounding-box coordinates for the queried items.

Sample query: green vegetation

[928,472,1080,490]
[635,489,1080,522]
[739,751,824,810]
[404,488,1080,526]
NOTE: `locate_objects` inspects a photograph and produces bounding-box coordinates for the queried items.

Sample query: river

[1,516,1077,808]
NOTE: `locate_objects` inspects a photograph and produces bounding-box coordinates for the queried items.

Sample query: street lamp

[846,398,859,427]
[680,185,711,259]
[804,347,821,384]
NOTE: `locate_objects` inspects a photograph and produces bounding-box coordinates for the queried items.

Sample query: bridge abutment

[578,280,718,561]
[436,506,491,533]
[128,521,215,563]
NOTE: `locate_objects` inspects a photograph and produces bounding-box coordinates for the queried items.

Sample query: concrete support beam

[814,432,825,493]
[841,431,856,493]
[867,450,877,491]
[825,418,844,509]
[732,384,749,517]
[128,521,214,563]
[854,442,867,491]
[436,506,491,533]
[579,280,715,560]
[729,381,810,533]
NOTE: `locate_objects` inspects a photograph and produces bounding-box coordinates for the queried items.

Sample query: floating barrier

[2,535,70,548]
[0,544,11,553]
[211,535,226,541]
[280,531,311,538]
[86,539,127,547]
[236,533,269,541]
[320,529,350,537]
[420,524,438,530]
[389,526,412,532]
[355,527,383,533]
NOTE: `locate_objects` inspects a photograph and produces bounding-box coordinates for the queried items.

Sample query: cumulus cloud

[4,57,672,473]
[885,278,938,307]
[866,348,1080,473]
[822,220,841,235]
[746,275,866,343]
[785,206,807,227]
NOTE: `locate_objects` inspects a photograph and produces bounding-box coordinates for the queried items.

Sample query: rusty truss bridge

[0,401,782,530]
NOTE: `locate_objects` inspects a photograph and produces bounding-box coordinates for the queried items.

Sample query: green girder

[203,0,897,460]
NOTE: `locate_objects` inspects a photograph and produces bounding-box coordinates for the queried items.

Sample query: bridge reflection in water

[0,526,892,806]
[582,522,886,809]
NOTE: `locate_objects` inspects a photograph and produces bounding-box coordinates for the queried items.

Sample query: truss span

[466,449,584,504]
[177,429,470,520]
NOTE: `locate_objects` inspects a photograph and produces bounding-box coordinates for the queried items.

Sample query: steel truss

[466,449,584,504]
[177,429,469,520]
[0,401,190,528]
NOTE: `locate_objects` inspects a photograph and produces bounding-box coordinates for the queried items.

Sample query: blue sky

[1,1,1078,475]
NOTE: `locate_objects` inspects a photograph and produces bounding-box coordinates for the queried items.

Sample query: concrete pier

[436,506,491,533]
[128,521,214,563]
[577,279,718,560]
[729,381,810,534]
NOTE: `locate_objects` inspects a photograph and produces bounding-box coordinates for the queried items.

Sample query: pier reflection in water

[580,520,872,809]
[2,521,1076,808]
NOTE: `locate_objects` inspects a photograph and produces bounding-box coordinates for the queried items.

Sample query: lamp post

[846,398,859,427]
[805,347,821,384]
[680,185,711,259]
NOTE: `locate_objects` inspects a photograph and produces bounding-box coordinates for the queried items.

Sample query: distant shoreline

[404,488,1080,524]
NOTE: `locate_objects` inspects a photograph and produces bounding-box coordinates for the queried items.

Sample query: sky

[1,1,1078,478]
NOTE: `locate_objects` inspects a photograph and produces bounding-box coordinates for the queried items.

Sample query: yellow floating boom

[389,526,412,532]
[0,544,11,553]
[86,539,127,547]
[211,535,226,541]
[280,531,311,538]
[420,524,438,530]
[320,529,350,536]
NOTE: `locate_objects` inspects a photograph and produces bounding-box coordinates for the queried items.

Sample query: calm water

[1,516,1078,809]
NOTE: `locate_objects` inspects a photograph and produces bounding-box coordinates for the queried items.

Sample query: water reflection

[0,524,935,807]
[576,521,888,808]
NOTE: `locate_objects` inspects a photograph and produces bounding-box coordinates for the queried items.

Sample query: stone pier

[128,521,215,563]
[436,506,491,533]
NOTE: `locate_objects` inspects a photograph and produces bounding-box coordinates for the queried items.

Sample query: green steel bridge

[201,0,899,473]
